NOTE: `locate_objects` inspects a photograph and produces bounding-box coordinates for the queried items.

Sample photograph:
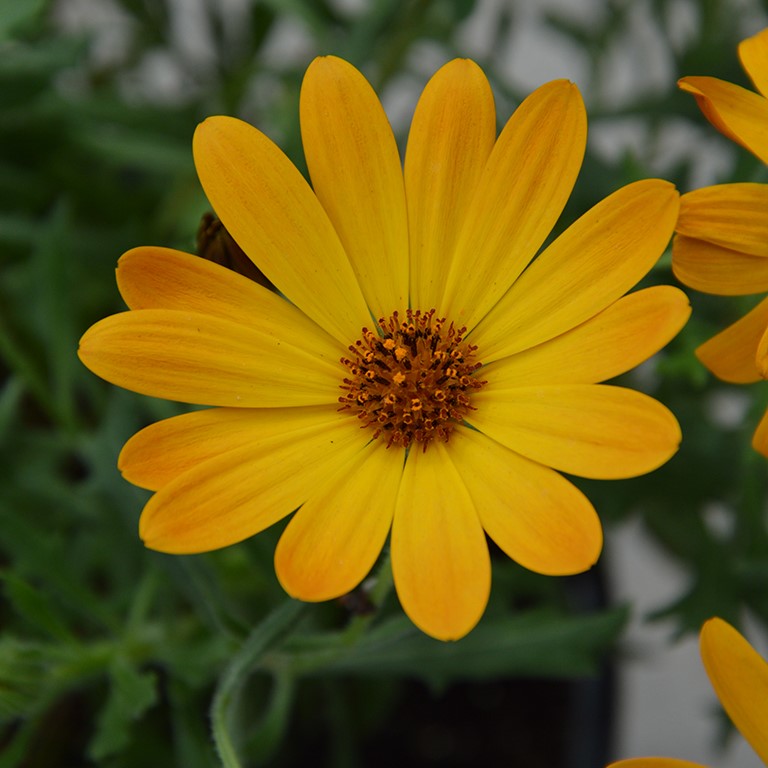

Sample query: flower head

[608,617,768,768]
[673,28,768,455]
[78,56,687,640]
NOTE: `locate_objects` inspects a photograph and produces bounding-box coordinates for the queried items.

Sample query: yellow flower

[608,617,768,768]
[673,28,768,455]
[78,56,687,641]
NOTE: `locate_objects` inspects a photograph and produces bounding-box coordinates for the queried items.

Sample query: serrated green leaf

[88,657,158,761]
[0,638,55,721]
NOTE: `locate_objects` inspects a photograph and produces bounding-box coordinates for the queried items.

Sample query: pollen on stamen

[338,309,486,450]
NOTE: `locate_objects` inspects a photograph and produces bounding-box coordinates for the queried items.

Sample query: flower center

[339,309,486,450]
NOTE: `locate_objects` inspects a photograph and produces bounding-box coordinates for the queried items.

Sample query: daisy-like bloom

[608,617,768,768]
[673,28,768,455]
[78,56,688,641]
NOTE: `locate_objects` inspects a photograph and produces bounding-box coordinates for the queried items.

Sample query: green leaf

[88,657,158,761]
[30,200,79,429]
[1,574,75,643]
[0,0,47,40]
[244,669,295,764]
[0,376,23,440]
[167,679,220,768]
[290,607,627,689]
[0,721,35,768]
[0,637,82,722]
[211,599,307,768]
[74,124,193,174]
[0,37,83,83]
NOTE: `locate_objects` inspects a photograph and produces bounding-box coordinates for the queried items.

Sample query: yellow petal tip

[678,77,702,94]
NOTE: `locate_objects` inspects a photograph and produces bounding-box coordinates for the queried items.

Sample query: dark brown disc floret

[339,309,486,450]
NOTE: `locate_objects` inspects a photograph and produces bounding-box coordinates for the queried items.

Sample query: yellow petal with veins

[751,408,768,457]
[301,56,408,318]
[469,384,681,479]
[739,28,768,99]
[700,618,768,764]
[677,184,768,258]
[479,286,690,386]
[405,58,496,310]
[441,79,586,332]
[139,410,366,553]
[117,246,344,362]
[472,180,680,362]
[193,115,370,344]
[679,76,768,163]
[696,296,768,384]
[451,426,602,575]
[392,442,490,641]
[119,405,347,491]
[608,760,707,768]
[673,235,768,295]
[275,439,402,601]
[78,309,341,407]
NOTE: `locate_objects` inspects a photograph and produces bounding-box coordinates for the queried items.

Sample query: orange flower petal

[440,79,587,332]
[404,58,496,310]
[751,407,768,457]
[480,286,690,386]
[450,426,602,575]
[300,56,408,318]
[679,76,768,163]
[608,760,708,768]
[756,317,768,379]
[193,115,370,344]
[676,184,768,258]
[672,235,768,295]
[391,442,490,641]
[468,384,681,479]
[700,617,768,764]
[117,246,343,360]
[78,309,341,407]
[119,405,344,491]
[274,440,402,601]
[696,296,768,384]
[739,28,768,99]
[472,180,680,362]
[138,410,365,553]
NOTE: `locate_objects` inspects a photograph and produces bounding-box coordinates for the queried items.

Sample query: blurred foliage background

[2,0,768,765]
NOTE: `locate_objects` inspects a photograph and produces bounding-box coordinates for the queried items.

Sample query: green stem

[211,600,306,768]
[0,314,56,424]
[247,666,296,764]
[126,568,158,634]
[342,547,394,644]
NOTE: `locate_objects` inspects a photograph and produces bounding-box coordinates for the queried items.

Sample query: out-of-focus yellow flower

[609,617,768,767]
[673,28,768,455]
[78,56,687,641]
[679,29,768,164]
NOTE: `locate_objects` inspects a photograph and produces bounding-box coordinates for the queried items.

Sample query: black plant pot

[274,564,615,768]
